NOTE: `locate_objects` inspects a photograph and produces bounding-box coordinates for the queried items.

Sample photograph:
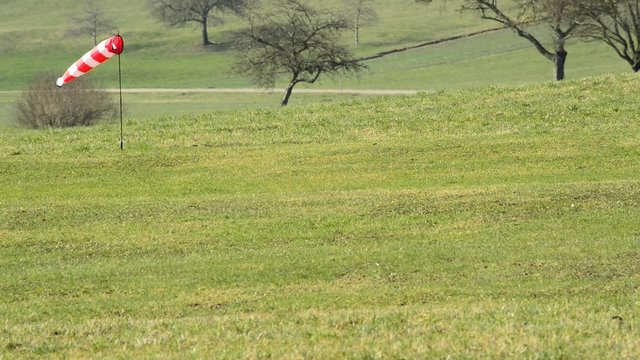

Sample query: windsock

[56,35,124,87]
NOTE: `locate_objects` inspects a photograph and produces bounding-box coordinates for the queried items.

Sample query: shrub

[15,73,115,128]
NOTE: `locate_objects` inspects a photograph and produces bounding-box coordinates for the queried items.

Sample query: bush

[15,73,115,128]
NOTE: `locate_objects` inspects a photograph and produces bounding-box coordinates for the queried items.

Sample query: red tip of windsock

[110,35,124,55]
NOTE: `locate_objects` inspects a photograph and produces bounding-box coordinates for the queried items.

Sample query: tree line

[72,0,640,106]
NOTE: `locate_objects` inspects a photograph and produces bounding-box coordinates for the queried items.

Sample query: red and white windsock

[56,35,124,87]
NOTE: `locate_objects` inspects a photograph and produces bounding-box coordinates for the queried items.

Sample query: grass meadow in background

[1,74,639,358]
[0,0,633,93]
[0,90,377,129]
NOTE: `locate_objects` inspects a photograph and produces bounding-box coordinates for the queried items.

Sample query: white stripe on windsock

[82,53,100,68]
[97,41,114,58]
[68,64,86,77]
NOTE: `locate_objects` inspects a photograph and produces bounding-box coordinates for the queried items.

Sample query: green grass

[0,93,17,129]
[1,74,639,358]
[119,91,381,118]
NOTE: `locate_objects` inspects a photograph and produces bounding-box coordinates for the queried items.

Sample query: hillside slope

[1,75,639,358]
[0,0,631,91]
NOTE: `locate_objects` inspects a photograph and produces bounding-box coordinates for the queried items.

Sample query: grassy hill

[0,0,632,93]
[1,74,639,358]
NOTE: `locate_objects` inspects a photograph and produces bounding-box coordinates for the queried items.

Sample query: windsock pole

[118,33,124,151]
[56,34,124,149]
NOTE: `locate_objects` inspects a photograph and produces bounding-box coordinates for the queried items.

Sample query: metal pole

[118,46,124,150]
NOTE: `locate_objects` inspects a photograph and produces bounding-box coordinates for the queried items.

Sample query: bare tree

[345,0,379,47]
[67,0,115,45]
[579,0,640,72]
[419,0,584,81]
[233,0,365,106]
[149,0,251,46]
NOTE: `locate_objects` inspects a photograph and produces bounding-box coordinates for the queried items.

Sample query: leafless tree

[149,0,251,46]
[233,0,365,106]
[579,0,640,72]
[345,0,379,46]
[419,0,585,81]
[67,0,116,46]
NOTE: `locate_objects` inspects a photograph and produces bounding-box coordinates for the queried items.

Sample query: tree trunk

[554,50,567,81]
[355,12,360,47]
[633,61,640,72]
[281,83,295,107]
[202,16,213,46]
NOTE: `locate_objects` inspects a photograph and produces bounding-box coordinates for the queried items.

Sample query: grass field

[2,0,639,357]
[1,74,639,358]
